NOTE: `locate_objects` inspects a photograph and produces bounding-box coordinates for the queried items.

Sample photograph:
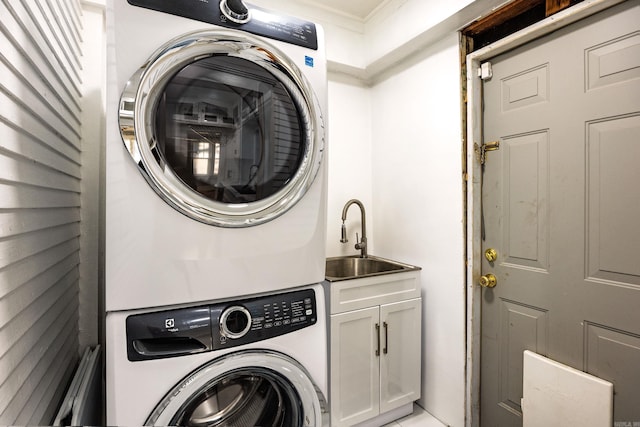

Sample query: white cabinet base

[326,269,422,427]
[352,403,414,427]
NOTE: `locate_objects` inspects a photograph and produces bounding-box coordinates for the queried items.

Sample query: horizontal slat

[0,153,80,192]
[0,85,81,162]
[0,123,80,177]
[17,317,78,425]
[25,341,77,425]
[0,2,81,118]
[0,181,80,209]
[0,59,80,147]
[48,0,83,59]
[0,251,80,331]
[0,280,78,421]
[0,269,77,383]
[0,182,80,209]
[57,0,83,47]
[0,208,80,239]
[0,166,80,201]
[0,64,81,149]
[0,30,80,133]
[0,238,80,299]
[0,223,80,268]
[26,1,82,83]
[3,0,82,99]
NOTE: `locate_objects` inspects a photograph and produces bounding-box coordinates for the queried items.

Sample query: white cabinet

[379,299,421,413]
[331,306,380,425]
[328,270,421,427]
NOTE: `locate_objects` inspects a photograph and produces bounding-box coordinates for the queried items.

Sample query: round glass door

[120,30,324,227]
[170,369,298,426]
[146,351,326,426]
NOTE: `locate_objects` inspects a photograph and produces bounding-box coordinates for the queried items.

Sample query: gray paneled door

[480,1,640,425]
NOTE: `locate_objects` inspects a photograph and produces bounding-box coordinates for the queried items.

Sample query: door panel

[586,32,640,90]
[330,307,380,426]
[500,64,549,111]
[498,300,548,417]
[585,323,640,422]
[480,2,640,426]
[587,115,640,285]
[501,131,549,271]
[379,298,421,413]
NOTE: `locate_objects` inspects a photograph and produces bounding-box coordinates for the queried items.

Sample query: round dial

[219,0,251,24]
[220,306,252,339]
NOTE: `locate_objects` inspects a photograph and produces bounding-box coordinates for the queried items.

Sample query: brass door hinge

[475,140,500,165]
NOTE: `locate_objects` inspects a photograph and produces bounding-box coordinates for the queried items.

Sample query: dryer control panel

[126,289,317,361]
[127,0,319,50]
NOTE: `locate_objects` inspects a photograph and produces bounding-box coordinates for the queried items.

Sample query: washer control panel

[212,288,316,349]
[126,288,317,361]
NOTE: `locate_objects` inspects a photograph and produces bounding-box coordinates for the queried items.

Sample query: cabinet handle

[375,323,380,356]
[383,321,388,354]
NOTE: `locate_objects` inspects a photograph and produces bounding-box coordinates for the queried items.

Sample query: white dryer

[105,0,328,311]
[106,284,328,426]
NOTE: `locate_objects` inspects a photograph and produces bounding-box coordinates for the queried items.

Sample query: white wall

[364,0,474,63]
[325,75,374,257]
[370,33,465,426]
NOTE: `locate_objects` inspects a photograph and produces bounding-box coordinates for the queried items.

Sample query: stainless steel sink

[325,255,420,281]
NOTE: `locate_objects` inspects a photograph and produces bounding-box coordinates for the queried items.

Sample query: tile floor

[383,404,447,427]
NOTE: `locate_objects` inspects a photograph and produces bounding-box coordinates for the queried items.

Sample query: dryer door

[146,351,327,427]
[119,30,324,227]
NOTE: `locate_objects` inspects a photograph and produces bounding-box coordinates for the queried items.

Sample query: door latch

[475,140,500,165]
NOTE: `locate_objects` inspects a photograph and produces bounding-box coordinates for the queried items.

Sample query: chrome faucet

[340,199,367,258]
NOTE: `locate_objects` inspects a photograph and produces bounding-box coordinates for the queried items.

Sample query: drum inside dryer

[157,56,305,205]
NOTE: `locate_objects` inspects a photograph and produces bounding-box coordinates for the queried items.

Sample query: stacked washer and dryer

[105,1,329,425]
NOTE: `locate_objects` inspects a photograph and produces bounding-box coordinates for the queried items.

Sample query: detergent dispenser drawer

[126,306,213,361]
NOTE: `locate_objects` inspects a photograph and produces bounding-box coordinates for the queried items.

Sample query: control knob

[220,0,251,24]
[220,306,252,339]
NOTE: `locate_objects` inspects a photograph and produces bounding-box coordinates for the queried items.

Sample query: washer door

[146,351,327,427]
[119,30,324,227]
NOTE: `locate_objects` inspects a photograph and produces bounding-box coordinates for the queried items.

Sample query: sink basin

[325,255,420,281]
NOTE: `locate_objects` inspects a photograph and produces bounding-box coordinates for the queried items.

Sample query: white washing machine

[106,284,328,426]
[105,0,328,311]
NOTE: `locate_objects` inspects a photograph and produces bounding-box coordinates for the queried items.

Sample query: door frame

[463,1,625,425]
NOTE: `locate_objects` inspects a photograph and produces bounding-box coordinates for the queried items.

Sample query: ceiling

[301,0,389,20]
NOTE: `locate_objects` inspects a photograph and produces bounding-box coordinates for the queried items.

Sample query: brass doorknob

[484,248,498,262]
[479,273,497,288]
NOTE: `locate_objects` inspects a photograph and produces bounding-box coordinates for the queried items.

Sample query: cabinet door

[379,298,422,413]
[330,306,380,426]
